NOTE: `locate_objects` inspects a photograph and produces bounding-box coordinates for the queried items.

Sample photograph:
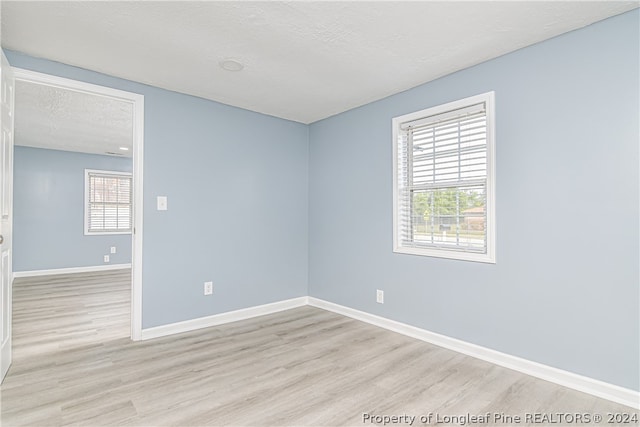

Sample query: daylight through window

[85,169,132,235]
[393,92,495,263]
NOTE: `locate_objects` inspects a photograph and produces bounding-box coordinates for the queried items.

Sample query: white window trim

[392,91,496,264]
[84,168,133,236]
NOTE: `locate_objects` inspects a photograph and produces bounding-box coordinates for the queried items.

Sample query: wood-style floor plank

[1,270,637,426]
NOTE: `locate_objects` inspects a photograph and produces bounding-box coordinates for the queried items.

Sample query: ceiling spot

[219,59,245,72]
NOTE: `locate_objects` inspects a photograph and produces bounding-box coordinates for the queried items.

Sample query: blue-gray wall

[6,9,638,392]
[308,10,639,391]
[7,50,309,330]
[14,146,132,271]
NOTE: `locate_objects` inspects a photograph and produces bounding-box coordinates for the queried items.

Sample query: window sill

[84,231,132,236]
[393,246,495,264]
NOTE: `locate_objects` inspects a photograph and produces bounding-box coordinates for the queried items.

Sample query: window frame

[84,168,133,236]
[392,91,496,263]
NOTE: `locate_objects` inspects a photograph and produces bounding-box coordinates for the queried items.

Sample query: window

[84,169,132,235]
[392,92,495,263]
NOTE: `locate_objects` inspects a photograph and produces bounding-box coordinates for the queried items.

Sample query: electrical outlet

[204,281,213,296]
[103,255,110,263]
[157,196,168,211]
[110,246,117,254]
[376,289,384,304]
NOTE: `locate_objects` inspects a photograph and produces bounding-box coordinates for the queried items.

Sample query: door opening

[6,68,144,377]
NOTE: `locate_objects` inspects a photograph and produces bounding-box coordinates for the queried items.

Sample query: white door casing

[11,68,144,341]
[0,50,15,383]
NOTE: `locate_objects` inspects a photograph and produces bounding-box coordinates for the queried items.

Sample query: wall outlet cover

[157,196,168,211]
[376,289,384,304]
[104,255,110,263]
[204,281,213,295]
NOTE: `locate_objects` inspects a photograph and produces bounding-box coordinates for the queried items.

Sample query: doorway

[11,68,143,343]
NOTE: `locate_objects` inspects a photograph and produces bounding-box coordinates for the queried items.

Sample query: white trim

[122,293,640,408]
[13,68,141,104]
[141,297,309,340]
[392,91,496,264]
[308,297,640,410]
[131,93,144,341]
[13,67,144,341]
[13,263,132,278]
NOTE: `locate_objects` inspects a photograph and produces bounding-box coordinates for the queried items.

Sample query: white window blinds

[85,170,132,234]
[393,92,495,263]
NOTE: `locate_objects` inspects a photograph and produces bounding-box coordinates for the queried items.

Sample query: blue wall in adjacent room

[308,10,639,390]
[13,146,133,271]
[7,50,309,329]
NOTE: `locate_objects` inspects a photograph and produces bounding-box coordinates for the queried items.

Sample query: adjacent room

[0,1,638,426]
[11,78,134,360]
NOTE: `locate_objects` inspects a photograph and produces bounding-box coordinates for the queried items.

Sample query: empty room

[0,1,638,426]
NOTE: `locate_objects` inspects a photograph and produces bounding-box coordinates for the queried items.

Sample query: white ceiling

[15,80,133,157]
[2,1,638,124]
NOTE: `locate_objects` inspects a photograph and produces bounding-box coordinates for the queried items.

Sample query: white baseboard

[13,263,132,278]
[127,293,639,409]
[308,297,640,410]
[140,296,309,340]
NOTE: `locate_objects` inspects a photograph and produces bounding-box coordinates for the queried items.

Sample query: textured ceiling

[2,1,638,124]
[15,80,133,157]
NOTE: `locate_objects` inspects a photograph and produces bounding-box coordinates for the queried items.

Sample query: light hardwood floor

[1,271,637,426]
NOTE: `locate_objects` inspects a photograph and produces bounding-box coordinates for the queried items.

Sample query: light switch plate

[157,196,168,211]
[110,246,116,254]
